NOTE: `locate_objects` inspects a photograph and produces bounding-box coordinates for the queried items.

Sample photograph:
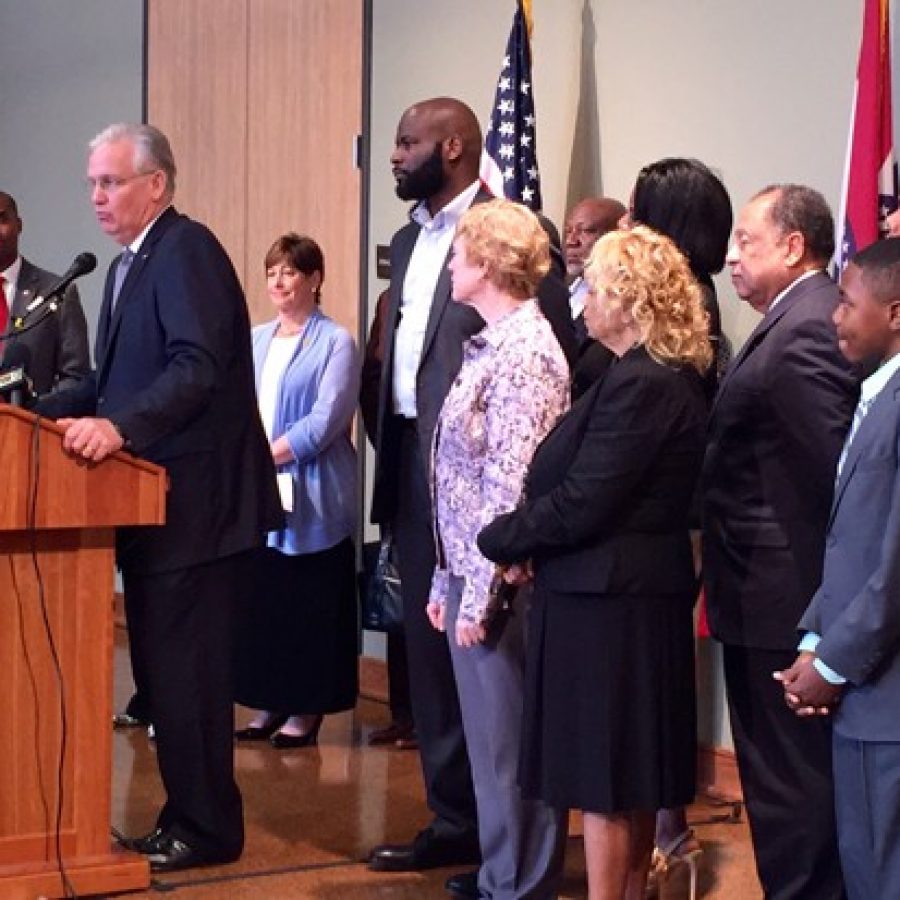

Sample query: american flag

[479,0,542,211]
[834,0,898,272]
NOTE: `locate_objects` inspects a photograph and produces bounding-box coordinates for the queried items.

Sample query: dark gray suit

[800,363,900,899]
[3,257,90,395]
[703,271,856,900]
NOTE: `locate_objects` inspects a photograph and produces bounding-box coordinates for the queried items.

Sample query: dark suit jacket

[478,346,706,597]
[367,189,575,524]
[3,257,90,395]
[570,311,614,400]
[43,207,282,574]
[702,271,858,649]
[800,364,900,741]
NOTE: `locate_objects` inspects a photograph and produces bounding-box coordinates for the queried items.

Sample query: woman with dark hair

[234,233,360,747]
[625,157,733,400]
[622,158,733,894]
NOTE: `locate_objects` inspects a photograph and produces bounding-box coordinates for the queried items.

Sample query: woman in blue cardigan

[234,233,360,747]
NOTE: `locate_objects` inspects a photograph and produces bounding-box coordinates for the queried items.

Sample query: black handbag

[360,530,404,633]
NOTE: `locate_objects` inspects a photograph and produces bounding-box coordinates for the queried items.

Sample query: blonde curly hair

[455,198,550,300]
[584,225,712,373]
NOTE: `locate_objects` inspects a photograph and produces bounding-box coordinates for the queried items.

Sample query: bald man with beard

[364,97,574,894]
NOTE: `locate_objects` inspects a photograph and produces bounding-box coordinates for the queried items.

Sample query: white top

[258,332,302,440]
[392,180,481,416]
[568,276,589,321]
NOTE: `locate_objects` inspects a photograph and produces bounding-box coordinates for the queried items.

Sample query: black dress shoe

[368,720,416,746]
[369,829,481,872]
[118,826,166,853]
[269,716,322,749]
[234,714,288,741]
[445,870,480,897]
[146,833,240,873]
[113,712,149,728]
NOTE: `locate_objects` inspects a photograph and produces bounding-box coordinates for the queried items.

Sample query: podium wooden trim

[0,406,165,898]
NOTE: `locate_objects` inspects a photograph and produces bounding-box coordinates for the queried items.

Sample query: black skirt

[234,538,359,714]
[519,587,697,814]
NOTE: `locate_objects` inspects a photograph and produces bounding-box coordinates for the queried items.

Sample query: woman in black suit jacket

[478,226,712,900]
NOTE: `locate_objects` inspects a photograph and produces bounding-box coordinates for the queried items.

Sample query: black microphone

[23,252,97,317]
[0,343,33,407]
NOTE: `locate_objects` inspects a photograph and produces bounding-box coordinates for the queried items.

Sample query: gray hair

[89,123,177,195]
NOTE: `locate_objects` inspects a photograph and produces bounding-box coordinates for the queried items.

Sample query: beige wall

[368,0,866,748]
[370,0,861,348]
[0,0,144,336]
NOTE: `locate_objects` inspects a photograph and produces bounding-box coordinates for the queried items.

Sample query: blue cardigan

[252,310,360,555]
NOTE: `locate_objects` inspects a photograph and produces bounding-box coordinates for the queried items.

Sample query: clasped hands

[773,651,844,717]
[427,561,533,648]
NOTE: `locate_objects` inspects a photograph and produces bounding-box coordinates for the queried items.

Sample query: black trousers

[723,644,846,900]
[123,552,251,856]
[391,422,478,841]
[386,629,412,725]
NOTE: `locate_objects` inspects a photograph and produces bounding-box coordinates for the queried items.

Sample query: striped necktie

[111,249,134,311]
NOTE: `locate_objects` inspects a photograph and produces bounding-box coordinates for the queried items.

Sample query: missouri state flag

[835,0,898,272]
[480,0,542,211]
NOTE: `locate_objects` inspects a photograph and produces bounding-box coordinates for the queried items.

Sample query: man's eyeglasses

[85,171,157,194]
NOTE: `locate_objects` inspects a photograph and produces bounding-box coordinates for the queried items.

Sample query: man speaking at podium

[48,123,282,873]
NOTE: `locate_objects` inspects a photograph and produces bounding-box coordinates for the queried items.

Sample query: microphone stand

[1,299,64,342]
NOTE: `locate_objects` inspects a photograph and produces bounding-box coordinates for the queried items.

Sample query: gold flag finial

[521,0,534,40]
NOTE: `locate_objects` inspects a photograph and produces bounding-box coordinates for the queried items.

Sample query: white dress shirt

[568,276,589,321]
[392,180,481,417]
[1,255,23,315]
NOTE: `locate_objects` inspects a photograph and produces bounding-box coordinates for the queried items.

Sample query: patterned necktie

[836,396,872,480]
[111,249,134,311]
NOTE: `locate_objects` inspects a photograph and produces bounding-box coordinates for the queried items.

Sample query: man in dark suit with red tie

[0,190,90,397]
[703,184,857,899]
[54,123,281,873]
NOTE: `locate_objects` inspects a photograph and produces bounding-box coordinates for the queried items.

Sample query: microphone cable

[25,414,78,898]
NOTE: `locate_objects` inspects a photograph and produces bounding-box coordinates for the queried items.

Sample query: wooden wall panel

[147,0,250,287]
[246,0,362,334]
[147,0,363,334]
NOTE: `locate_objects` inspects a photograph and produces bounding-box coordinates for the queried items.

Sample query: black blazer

[4,257,90,396]
[42,208,282,574]
[478,346,707,597]
[368,189,576,524]
[702,271,858,649]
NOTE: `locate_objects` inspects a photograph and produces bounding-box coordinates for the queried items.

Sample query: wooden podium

[0,406,166,899]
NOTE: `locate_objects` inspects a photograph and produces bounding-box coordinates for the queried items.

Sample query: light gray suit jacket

[800,363,900,741]
[4,256,90,396]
